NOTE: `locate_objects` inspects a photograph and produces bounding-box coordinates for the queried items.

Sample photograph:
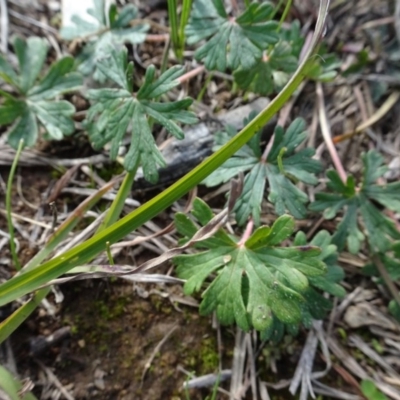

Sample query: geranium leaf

[311,149,400,253]
[0,37,82,148]
[174,211,336,332]
[85,46,197,182]
[60,1,148,82]
[186,0,279,71]
[204,117,321,225]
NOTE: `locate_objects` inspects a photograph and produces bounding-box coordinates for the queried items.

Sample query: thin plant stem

[6,139,24,270]
[278,0,293,30]
[96,163,139,233]
[106,242,114,265]
[316,82,347,183]
[271,0,285,19]
[238,219,254,246]
[196,72,214,102]
[177,65,205,84]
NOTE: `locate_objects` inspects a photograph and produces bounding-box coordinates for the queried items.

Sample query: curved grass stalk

[0,0,330,316]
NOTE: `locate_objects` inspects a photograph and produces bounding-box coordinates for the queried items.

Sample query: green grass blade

[6,139,24,271]
[0,287,51,344]
[168,0,181,60]
[0,0,330,307]
[0,364,38,399]
[96,164,139,233]
[178,0,192,52]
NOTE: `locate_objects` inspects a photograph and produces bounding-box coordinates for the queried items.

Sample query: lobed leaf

[28,57,82,100]
[86,46,197,182]
[174,212,338,332]
[60,1,148,82]
[234,40,298,95]
[311,149,400,253]
[204,117,321,225]
[186,0,278,71]
[14,36,48,93]
[0,37,82,148]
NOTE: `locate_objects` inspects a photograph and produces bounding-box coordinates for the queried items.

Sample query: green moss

[91,296,129,320]
[199,337,219,372]
[181,336,219,374]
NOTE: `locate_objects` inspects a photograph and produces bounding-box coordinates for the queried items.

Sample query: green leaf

[13,36,48,93]
[0,365,38,400]
[30,100,75,140]
[204,117,321,225]
[361,150,387,187]
[175,198,236,249]
[0,37,82,148]
[246,214,294,249]
[361,380,389,400]
[28,56,82,99]
[291,230,346,323]
[7,107,38,148]
[60,0,104,38]
[233,162,268,225]
[234,40,298,95]
[311,149,400,253]
[174,209,330,331]
[85,46,197,182]
[60,1,149,82]
[0,97,25,125]
[359,198,400,252]
[0,55,18,85]
[305,45,341,82]
[186,0,279,71]
[112,4,137,28]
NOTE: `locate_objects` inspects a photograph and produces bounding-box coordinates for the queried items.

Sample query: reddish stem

[177,65,205,84]
[238,219,254,246]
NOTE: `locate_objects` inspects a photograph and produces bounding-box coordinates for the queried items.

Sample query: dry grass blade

[333,92,400,144]
[230,328,246,400]
[0,144,109,167]
[46,164,82,204]
[349,334,399,377]
[141,324,178,384]
[183,370,232,389]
